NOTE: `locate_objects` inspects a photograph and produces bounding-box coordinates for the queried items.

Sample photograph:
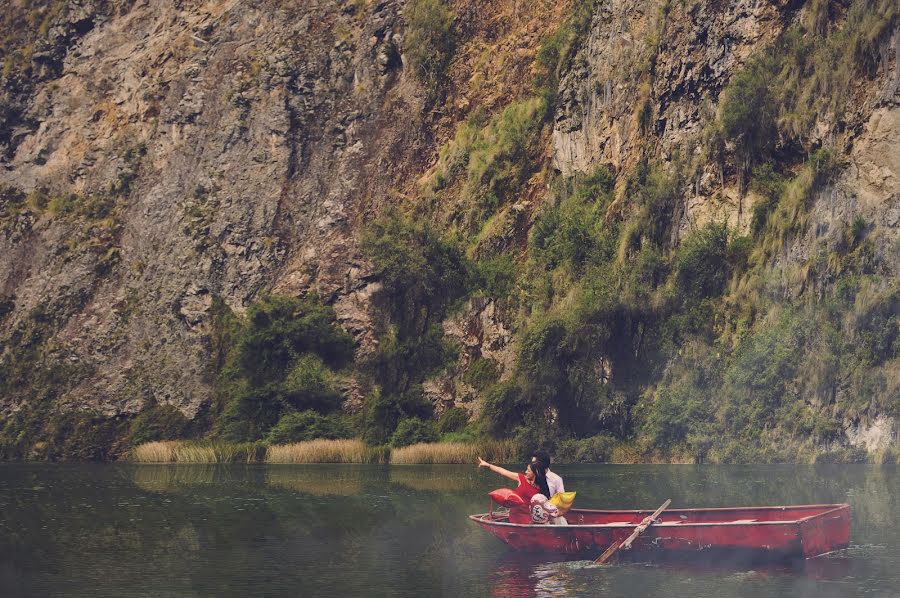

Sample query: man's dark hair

[531,450,551,468]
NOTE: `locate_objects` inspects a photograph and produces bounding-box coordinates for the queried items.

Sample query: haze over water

[0,463,897,597]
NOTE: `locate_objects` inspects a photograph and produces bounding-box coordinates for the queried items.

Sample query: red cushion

[488,488,526,507]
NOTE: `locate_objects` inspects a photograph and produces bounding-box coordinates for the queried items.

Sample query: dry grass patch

[266,439,386,464]
[131,441,178,463]
[131,441,265,463]
[391,440,518,464]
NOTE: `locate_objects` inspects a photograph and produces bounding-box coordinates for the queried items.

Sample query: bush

[281,354,343,412]
[437,407,470,434]
[391,417,439,447]
[404,0,454,85]
[236,295,354,385]
[129,404,190,446]
[719,59,776,167]
[556,434,617,463]
[265,410,353,444]
[471,254,517,299]
[362,387,434,446]
[674,222,729,302]
[212,294,355,442]
[463,357,501,391]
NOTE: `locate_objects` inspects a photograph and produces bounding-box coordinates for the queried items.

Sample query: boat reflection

[486,550,854,597]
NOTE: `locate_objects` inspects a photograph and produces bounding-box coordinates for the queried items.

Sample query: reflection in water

[389,464,481,493]
[266,466,364,496]
[131,464,219,491]
[0,463,896,597]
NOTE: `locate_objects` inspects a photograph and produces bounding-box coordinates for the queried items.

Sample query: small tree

[719,60,777,194]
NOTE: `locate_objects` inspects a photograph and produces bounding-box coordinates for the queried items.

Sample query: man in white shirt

[531,450,564,497]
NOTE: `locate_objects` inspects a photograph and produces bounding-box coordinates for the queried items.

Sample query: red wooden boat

[470,503,850,562]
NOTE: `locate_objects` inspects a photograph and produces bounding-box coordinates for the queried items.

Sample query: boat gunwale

[468,503,849,529]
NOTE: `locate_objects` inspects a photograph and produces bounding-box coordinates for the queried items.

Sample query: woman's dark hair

[531,450,551,468]
[527,462,551,498]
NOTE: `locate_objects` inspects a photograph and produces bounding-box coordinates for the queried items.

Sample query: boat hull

[470,504,850,561]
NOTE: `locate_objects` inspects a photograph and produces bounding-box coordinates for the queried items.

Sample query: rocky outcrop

[552,0,787,177]
[0,0,431,417]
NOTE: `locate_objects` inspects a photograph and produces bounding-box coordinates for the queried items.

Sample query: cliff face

[1,0,427,417]
[0,0,897,459]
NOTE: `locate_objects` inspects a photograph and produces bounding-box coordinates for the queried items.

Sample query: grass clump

[404,0,453,86]
[131,441,178,463]
[131,441,266,463]
[266,439,387,464]
[390,439,518,464]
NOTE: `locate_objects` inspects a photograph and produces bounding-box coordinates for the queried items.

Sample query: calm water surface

[0,463,897,597]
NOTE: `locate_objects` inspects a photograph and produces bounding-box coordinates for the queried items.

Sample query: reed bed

[131,441,266,463]
[131,441,178,463]
[266,439,388,464]
[131,439,517,464]
[391,440,518,464]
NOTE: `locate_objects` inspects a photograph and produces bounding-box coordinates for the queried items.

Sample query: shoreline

[121,439,900,466]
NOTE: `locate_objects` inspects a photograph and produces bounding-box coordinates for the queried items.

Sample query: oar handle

[594,498,671,564]
[622,499,671,549]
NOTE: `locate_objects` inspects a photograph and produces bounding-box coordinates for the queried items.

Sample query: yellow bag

[548,491,576,515]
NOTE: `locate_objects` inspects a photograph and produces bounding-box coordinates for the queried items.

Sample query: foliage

[430,98,547,231]
[390,417,439,447]
[212,295,354,443]
[265,410,353,444]
[436,407,470,434]
[360,210,471,442]
[463,357,501,391]
[534,0,598,106]
[556,434,617,463]
[129,404,191,446]
[719,60,777,168]
[404,0,454,85]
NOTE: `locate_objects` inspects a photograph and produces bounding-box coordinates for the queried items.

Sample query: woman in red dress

[478,457,551,523]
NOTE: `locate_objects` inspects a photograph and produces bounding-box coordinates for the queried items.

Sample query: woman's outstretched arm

[478,457,519,482]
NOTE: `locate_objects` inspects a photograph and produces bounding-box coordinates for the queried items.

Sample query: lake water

[0,463,897,597]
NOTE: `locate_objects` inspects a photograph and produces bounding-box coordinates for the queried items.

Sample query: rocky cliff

[0,0,897,460]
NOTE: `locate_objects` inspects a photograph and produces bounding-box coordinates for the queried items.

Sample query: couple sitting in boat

[478,451,569,525]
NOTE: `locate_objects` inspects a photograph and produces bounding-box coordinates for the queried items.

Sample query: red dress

[509,473,539,524]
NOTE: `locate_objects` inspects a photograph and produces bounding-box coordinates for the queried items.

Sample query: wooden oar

[594,499,671,564]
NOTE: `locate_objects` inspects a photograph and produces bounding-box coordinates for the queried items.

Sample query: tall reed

[131,441,178,463]
[131,441,266,463]
[391,440,518,464]
[266,439,387,464]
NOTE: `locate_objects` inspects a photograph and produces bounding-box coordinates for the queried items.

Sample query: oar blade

[594,540,622,565]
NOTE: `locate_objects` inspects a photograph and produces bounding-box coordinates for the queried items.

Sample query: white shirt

[546,469,565,497]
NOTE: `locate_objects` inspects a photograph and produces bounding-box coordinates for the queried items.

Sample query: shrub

[463,357,501,391]
[471,254,517,299]
[265,410,353,444]
[129,404,190,446]
[556,434,617,463]
[674,222,729,302]
[404,0,453,85]
[236,295,354,385]
[212,294,355,442]
[719,59,776,168]
[281,354,343,412]
[362,387,434,445]
[437,407,470,433]
[390,417,439,447]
